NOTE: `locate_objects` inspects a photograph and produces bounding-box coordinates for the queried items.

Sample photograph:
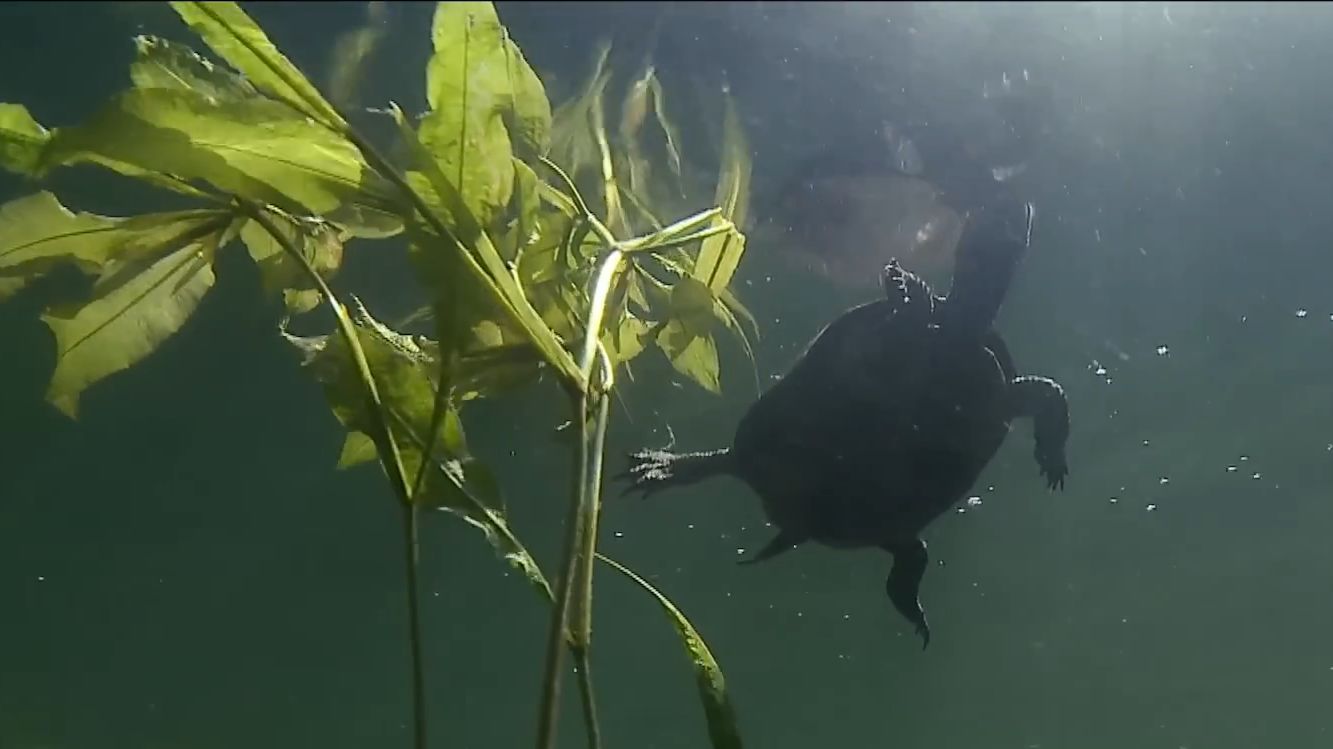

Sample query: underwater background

[2,2,1332,748]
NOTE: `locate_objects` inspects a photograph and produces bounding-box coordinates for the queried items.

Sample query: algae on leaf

[129,34,258,101]
[42,212,234,417]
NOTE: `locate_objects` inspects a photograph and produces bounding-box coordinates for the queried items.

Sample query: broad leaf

[42,213,232,417]
[0,191,224,301]
[501,35,552,161]
[597,554,742,749]
[129,35,257,101]
[41,87,391,217]
[390,103,582,388]
[284,300,551,597]
[0,103,50,176]
[169,1,346,129]
[602,313,652,367]
[239,210,344,318]
[656,320,720,394]
[420,2,516,229]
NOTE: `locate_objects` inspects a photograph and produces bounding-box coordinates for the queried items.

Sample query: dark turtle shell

[728,260,1014,549]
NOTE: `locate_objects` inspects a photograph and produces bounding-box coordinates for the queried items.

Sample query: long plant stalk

[238,198,429,749]
[536,242,625,749]
[536,385,593,749]
[402,502,428,749]
[570,345,614,749]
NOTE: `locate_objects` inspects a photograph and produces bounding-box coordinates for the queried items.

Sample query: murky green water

[3,3,1331,748]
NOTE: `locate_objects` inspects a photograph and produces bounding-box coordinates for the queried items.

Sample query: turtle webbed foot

[884,538,932,649]
[618,447,734,499]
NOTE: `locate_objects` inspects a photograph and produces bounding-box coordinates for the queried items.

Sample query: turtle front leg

[619,447,735,499]
[881,259,938,321]
[883,538,931,649]
[1009,375,1070,490]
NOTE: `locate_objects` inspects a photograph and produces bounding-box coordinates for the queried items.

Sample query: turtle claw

[1036,447,1068,492]
[619,447,733,499]
[916,619,932,650]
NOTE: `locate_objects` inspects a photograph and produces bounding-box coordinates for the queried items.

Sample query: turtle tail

[619,447,735,499]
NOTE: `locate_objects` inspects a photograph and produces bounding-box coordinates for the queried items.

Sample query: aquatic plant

[0,3,754,748]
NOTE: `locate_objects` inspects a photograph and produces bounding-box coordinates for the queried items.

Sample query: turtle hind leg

[1009,375,1070,490]
[883,538,931,649]
[619,447,735,499]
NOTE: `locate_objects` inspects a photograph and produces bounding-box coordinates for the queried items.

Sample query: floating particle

[1159,477,1170,485]
[1296,309,1308,318]
[1226,466,1237,472]
[614,531,624,538]
[967,496,983,506]
[1146,504,1158,512]
[1240,455,1249,462]
[735,547,746,556]
[956,507,967,514]
[1156,345,1170,356]
[1109,496,1119,503]
[1252,473,1262,480]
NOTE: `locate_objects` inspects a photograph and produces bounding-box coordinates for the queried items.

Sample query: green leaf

[670,277,719,338]
[41,87,390,217]
[602,312,652,366]
[420,1,516,229]
[597,554,742,749]
[501,33,552,161]
[693,228,745,295]
[0,191,225,301]
[239,209,343,317]
[389,103,582,389]
[42,213,231,417]
[656,320,720,394]
[284,300,551,598]
[129,35,258,100]
[169,1,346,130]
[0,103,50,176]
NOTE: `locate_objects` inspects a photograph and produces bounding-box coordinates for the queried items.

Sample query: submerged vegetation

[0,2,755,747]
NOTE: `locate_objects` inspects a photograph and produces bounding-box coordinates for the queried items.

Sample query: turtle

[619,197,1069,648]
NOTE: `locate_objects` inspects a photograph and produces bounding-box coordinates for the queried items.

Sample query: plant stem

[569,347,613,749]
[572,648,602,749]
[537,245,623,749]
[535,388,591,749]
[238,199,428,749]
[403,502,428,749]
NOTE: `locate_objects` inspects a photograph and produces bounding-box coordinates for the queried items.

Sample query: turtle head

[941,198,1034,334]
